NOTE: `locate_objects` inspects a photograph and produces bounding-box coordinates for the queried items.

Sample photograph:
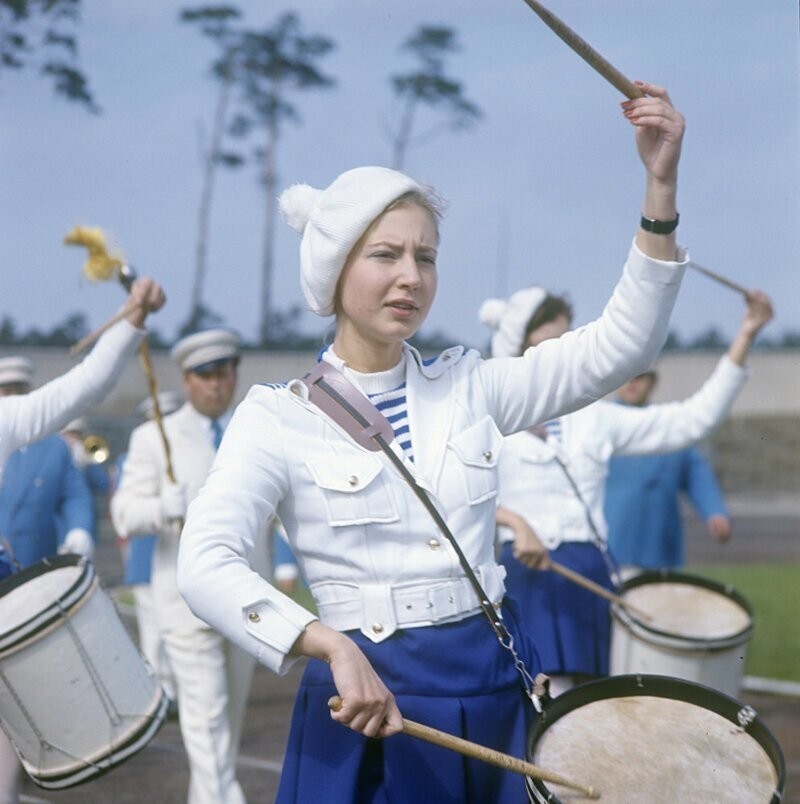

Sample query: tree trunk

[189,65,232,327]
[391,93,417,171]
[259,113,278,346]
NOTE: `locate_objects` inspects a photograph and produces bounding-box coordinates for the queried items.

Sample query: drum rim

[526,673,785,804]
[22,688,169,789]
[612,569,754,647]
[0,554,93,654]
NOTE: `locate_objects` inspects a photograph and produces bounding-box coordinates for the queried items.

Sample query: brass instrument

[83,434,110,465]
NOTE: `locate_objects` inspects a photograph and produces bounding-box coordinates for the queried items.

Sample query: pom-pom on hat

[479,286,548,358]
[279,166,423,316]
[171,329,241,374]
[0,356,34,387]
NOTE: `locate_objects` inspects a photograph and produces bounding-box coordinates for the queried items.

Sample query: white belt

[311,562,507,644]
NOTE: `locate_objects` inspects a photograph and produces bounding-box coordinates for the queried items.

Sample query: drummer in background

[177,81,689,802]
[113,390,185,715]
[483,286,772,697]
[0,277,165,804]
[604,369,731,572]
[111,329,270,804]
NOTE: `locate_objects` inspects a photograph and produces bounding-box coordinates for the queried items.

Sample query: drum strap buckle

[735,704,758,732]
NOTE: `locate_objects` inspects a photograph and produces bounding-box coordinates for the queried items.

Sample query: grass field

[686,562,800,683]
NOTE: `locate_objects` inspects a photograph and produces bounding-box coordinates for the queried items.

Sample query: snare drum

[527,674,784,803]
[0,554,167,789]
[610,570,753,697]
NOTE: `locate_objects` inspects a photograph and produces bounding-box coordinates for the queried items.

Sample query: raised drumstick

[520,0,644,99]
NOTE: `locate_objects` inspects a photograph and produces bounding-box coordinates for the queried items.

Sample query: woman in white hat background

[178,82,688,802]
[482,283,772,697]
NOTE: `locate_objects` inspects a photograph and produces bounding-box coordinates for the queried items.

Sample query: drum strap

[549,454,623,589]
[300,361,541,702]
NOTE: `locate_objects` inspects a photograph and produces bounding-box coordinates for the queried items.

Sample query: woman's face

[525,314,570,348]
[335,203,438,363]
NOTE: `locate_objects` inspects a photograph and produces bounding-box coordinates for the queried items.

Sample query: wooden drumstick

[688,261,750,297]
[328,696,600,799]
[520,0,644,99]
[548,560,652,622]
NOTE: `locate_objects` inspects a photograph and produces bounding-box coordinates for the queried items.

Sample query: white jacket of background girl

[177,242,687,675]
[496,354,747,551]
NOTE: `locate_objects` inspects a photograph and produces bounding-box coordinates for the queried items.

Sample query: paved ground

[14,494,800,803]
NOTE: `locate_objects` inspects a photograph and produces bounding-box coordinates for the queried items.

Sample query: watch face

[640,213,679,234]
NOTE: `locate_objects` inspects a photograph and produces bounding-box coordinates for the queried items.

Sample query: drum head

[527,675,785,803]
[0,555,92,653]
[615,570,753,646]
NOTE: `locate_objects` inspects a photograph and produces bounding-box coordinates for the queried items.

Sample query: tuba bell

[83,434,110,464]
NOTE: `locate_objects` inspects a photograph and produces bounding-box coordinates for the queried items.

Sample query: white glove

[59,528,95,559]
[161,483,188,521]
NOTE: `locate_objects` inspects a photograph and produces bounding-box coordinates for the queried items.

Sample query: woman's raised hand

[622,81,686,186]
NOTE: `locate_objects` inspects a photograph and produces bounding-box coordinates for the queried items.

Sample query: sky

[1,0,798,352]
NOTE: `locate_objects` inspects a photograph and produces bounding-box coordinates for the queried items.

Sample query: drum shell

[526,674,785,804]
[609,570,753,698]
[0,554,167,789]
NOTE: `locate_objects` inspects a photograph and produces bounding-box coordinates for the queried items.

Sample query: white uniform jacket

[496,354,748,550]
[111,402,271,631]
[0,321,144,473]
[177,241,688,674]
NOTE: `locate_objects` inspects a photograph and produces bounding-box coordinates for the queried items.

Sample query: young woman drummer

[177,82,687,802]
[482,284,772,697]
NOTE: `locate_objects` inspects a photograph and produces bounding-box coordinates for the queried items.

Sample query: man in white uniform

[111,329,268,804]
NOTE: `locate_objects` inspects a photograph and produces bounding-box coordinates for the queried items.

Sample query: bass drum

[0,554,167,789]
[526,674,784,803]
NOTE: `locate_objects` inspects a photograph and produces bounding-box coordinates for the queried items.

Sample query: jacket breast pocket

[305,454,400,528]
[447,416,504,505]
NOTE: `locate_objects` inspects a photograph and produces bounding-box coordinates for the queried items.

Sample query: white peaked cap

[170,329,241,373]
[0,356,34,386]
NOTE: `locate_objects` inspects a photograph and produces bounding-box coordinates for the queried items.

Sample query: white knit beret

[478,286,548,358]
[170,328,241,373]
[279,166,423,316]
[0,356,34,387]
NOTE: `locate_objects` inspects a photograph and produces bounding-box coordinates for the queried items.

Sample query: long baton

[117,266,179,486]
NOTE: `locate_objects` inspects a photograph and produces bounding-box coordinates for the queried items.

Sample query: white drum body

[0,554,167,789]
[610,570,753,698]
[526,674,785,804]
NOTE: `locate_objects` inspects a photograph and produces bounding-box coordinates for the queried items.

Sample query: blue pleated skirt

[277,608,539,804]
[500,541,613,677]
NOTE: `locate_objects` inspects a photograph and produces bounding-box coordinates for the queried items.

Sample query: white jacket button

[348,475,358,486]
[248,611,261,623]
[372,623,384,634]
[428,539,441,550]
